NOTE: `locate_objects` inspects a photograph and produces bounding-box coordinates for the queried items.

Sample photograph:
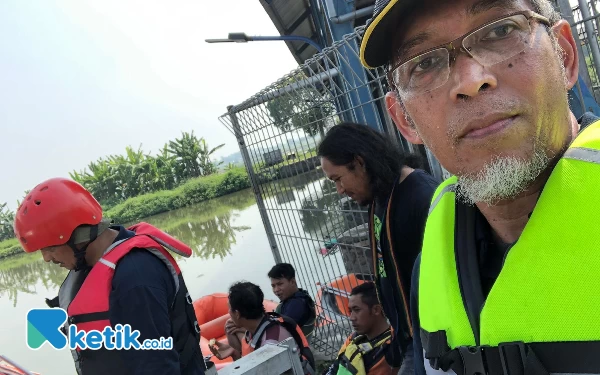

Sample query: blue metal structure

[318,1,380,131]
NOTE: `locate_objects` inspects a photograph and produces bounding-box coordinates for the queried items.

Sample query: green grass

[0,238,23,259]
[0,251,41,271]
[105,167,251,223]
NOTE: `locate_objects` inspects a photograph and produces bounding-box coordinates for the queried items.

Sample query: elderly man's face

[386,0,579,204]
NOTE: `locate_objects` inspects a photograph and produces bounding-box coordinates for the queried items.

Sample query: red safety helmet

[13,177,103,253]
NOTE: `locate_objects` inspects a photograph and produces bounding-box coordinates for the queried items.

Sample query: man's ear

[372,304,383,316]
[355,155,366,169]
[551,19,579,89]
[385,91,423,144]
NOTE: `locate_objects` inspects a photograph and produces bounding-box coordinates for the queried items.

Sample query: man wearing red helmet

[13,177,206,375]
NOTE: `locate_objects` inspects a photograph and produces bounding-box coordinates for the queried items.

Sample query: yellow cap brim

[359,0,415,69]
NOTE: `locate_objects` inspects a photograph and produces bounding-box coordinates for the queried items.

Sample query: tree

[198,138,225,176]
[266,80,336,138]
[66,133,227,208]
[168,131,204,179]
[0,203,15,242]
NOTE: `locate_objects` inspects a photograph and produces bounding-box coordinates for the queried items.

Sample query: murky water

[0,171,335,375]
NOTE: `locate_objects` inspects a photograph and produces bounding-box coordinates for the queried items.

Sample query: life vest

[274,289,317,338]
[240,312,316,375]
[334,329,393,375]
[56,222,205,375]
[418,120,600,375]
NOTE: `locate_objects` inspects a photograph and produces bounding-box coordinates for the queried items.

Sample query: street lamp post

[205,32,323,53]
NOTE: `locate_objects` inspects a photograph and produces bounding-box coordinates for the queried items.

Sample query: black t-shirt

[372,169,440,348]
[278,289,315,327]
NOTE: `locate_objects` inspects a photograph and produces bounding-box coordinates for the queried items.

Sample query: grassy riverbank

[0,167,252,259]
[0,238,23,260]
[105,166,251,223]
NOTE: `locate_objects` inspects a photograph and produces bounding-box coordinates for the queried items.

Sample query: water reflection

[0,188,258,307]
[142,189,256,261]
[0,254,67,307]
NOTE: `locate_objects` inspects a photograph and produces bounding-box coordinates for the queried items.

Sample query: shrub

[105,167,250,223]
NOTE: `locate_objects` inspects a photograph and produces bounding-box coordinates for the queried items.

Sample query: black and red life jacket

[56,222,204,375]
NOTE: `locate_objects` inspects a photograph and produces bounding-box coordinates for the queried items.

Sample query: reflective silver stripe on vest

[149,234,189,257]
[428,184,456,216]
[563,147,600,164]
[147,247,180,297]
[98,258,116,269]
[102,239,127,256]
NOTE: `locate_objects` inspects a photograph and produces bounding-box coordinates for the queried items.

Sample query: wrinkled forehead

[390,0,528,66]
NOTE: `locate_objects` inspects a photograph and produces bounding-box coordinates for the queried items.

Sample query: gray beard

[456,147,550,206]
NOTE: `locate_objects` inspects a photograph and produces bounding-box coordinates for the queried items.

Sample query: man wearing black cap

[360,0,600,374]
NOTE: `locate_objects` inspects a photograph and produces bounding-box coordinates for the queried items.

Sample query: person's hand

[209,340,235,360]
[225,318,245,336]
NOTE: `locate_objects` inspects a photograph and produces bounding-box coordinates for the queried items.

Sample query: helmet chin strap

[68,225,99,271]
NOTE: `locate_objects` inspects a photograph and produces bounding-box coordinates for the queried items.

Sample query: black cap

[359,0,417,69]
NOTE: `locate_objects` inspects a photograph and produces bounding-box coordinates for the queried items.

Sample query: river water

[0,171,337,374]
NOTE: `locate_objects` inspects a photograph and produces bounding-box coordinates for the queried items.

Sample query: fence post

[577,0,600,86]
[557,0,597,98]
[227,105,283,264]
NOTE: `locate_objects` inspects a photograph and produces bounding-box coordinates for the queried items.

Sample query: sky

[0,0,299,210]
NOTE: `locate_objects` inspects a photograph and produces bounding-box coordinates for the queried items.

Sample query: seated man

[325,282,401,375]
[209,282,316,374]
[268,263,316,338]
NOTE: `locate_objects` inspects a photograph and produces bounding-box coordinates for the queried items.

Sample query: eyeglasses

[390,10,551,98]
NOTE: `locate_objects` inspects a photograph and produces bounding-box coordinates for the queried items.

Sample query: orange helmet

[13,177,103,253]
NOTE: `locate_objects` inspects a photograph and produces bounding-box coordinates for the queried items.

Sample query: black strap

[178,333,201,369]
[68,311,110,324]
[46,295,60,308]
[428,340,600,375]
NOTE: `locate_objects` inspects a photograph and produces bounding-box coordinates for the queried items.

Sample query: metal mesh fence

[219,25,445,358]
[573,0,600,98]
[218,1,600,358]
[556,0,600,104]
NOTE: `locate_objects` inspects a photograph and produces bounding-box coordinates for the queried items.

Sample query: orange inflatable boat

[315,273,373,326]
[0,355,41,375]
[194,293,279,370]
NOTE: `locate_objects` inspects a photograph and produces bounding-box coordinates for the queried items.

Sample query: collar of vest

[113,222,192,258]
[349,328,392,353]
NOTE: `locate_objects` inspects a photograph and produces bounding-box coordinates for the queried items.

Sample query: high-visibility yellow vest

[335,330,392,375]
[418,120,600,374]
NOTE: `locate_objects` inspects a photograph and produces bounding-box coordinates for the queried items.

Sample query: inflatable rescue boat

[194,293,279,370]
